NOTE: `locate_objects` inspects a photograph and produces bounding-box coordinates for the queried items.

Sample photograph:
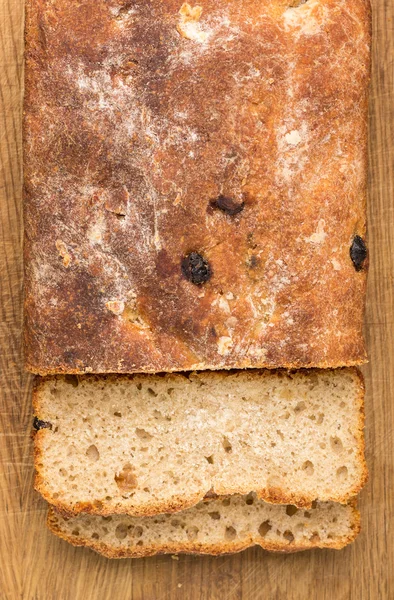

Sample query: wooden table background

[0,1,393,598]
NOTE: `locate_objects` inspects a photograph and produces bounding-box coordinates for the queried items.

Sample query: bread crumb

[218,336,233,355]
[171,554,179,560]
[106,300,125,316]
[177,3,209,43]
[218,297,230,313]
[305,220,327,245]
[247,346,267,359]
[225,316,238,330]
[331,258,341,271]
[87,214,106,245]
[55,240,71,268]
[285,130,302,146]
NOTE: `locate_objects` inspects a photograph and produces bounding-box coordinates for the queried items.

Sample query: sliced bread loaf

[47,494,360,558]
[34,369,366,516]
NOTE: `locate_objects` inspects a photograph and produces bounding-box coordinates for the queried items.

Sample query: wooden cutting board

[0,1,393,598]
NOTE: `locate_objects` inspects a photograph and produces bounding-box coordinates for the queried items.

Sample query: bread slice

[34,369,366,516]
[47,494,360,558]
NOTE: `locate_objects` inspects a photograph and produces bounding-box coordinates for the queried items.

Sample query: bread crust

[23,0,371,375]
[33,368,368,516]
[46,502,361,558]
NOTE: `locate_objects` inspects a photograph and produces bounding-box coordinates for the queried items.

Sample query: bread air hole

[330,436,344,454]
[336,466,348,480]
[302,460,314,476]
[133,526,143,538]
[114,411,122,417]
[135,428,153,441]
[59,468,67,477]
[294,401,306,413]
[147,388,158,397]
[222,498,231,506]
[286,505,298,517]
[309,532,320,543]
[222,436,232,453]
[115,523,128,540]
[64,374,79,387]
[186,526,199,541]
[171,519,183,527]
[115,463,137,491]
[225,526,237,540]
[86,445,100,462]
[91,532,99,540]
[208,511,221,520]
[283,530,295,543]
[71,529,80,536]
[205,455,214,464]
[245,493,254,505]
[258,521,271,537]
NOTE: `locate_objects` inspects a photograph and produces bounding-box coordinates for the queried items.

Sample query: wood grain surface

[0,1,393,598]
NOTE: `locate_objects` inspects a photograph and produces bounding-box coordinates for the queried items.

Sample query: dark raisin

[181,252,212,285]
[33,416,53,431]
[210,195,244,216]
[350,236,367,271]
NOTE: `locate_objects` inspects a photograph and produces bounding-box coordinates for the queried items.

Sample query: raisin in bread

[47,494,360,558]
[34,369,366,516]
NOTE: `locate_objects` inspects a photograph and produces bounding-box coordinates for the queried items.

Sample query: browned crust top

[23,0,371,374]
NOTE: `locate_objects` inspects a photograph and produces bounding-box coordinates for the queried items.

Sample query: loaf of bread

[34,369,366,516]
[47,495,360,558]
[23,0,371,375]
